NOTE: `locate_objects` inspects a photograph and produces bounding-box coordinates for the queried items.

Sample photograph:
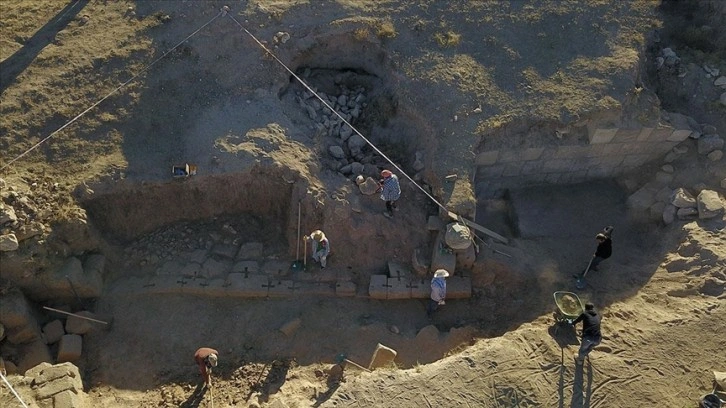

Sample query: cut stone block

[430,231,456,274]
[335,281,356,297]
[262,260,291,277]
[368,275,388,300]
[697,189,725,219]
[475,150,499,166]
[65,311,98,335]
[368,343,397,369]
[426,216,445,231]
[387,261,409,278]
[667,129,692,142]
[35,370,82,399]
[57,334,82,363]
[589,128,618,144]
[54,389,82,408]
[409,278,431,299]
[446,276,472,299]
[267,279,294,298]
[201,258,231,279]
[34,362,80,386]
[225,273,269,297]
[18,339,52,374]
[236,242,264,260]
[43,320,65,345]
[231,260,260,274]
[212,243,239,259]
[386,276,411,300]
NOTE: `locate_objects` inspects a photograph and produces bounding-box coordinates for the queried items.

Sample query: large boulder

[0,233,19,251]
[697,190,725,219]
[445,222,472,250]
[671,188,697,208]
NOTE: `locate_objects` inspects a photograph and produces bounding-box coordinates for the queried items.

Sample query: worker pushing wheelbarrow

[552,291,585,324]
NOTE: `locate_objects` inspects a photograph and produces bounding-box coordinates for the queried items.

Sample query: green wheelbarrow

[552,291,584,324]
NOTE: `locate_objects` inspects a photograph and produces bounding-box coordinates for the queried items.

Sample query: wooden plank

[447,211,509,244]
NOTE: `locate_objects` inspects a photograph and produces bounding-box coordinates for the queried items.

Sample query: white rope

[0,372,29,408]
[0,9,226,173]
[225,11,451,214]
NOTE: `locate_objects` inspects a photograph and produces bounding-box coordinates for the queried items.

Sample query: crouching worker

[305,230,330,268]
[427,269,449,318]
[572,303,601,364]
[194,347,218,387]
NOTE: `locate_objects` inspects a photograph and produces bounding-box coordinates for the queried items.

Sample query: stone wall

[475,120,693,197]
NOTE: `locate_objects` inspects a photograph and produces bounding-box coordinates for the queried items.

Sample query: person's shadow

[568,359,594,408]
[180,383,207,408]
[0,0,89,94]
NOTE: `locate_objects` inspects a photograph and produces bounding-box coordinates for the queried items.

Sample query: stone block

[621,154,649,167]
[0,290,37,328]
[144,275,186,294]
[542,159,572,173]
[34,362,81,386]
[387,262,409,278]
[431,230,456,274]
[36,372,82,399]
[18,339,52,374]
[446,276,472,299]
[368,343,397,369]
[368,275,388,300]
[554,145,590,159]
[179,262,201,278]
[43,320,65,345]
[520,161,544,175]
[201,258,231,279]
[589,128,618,144]
[267,279,294,298]
[667,129,692,142]
[293,281,336,296]
[522,147,545,161]
[335,281,356,297]
[231,260,260,274]
[262,260,291,277]
[426,216,445,231]
[386,276,411,300]
[409,278,430,299]
[54,390,82,408]
[612,129,640,143]
[497,150,519,163]
[697,190,725,219]
[65,311,98,335]
[237,242,264,260]
[186,249,208,264]
[225,273,269,297]
[212,243,238,259]
[475,150,499,166]
[648,126,675,142]
[636,127,654,141]
[192,278,228,297]
[7,323,42,344]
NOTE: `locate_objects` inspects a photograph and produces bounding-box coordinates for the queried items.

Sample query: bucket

[701,394,723,408]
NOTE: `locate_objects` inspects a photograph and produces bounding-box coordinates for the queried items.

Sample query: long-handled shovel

[575,256,594,290]
[291,201,304,272]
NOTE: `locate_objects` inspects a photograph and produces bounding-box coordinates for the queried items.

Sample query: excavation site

[1,1,725,407]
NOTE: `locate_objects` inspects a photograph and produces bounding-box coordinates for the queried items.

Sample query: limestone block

[279,318,301,337]
[34,362,81,386]
[677,207,699,220]
[697,190,725,219]
[232,260,260,274]
[636,127,654,141]
[43,320,65,345]
[212,243,238,259]
[57,335,82,363]
[293,281,335,297]
[387,262,409,278]
[25,362,53,379]
[612,129,640,143]
[648,126,675,142]
[266,279,293,298]
[589,128,618,144]
[368,275,388,300]
[262,260,291,277]
[386,276,411,300]
[36,373,82,399]
[236,242,264,260]
[667,129,692,142]
[671,188,697,208]
[201,258,231,279]
[65,311,97,335]
[368,343,397,369]
[475,150,499,166]
[225,273,269,297]
[335,281,356,297]
[446,276,472,299]
[195,278,228,297]
[18,339,52,374]
[426,216,445,231]
[431,231,456,274]
[54,390,83,408]
[0,233,19,251]
[409,278,431,299]
[7,324,42,344]
[296,268,337,282]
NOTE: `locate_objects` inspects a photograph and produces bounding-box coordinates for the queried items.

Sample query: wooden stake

[42,306,109,325]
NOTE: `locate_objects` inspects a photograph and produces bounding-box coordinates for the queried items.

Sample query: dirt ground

[1,1,725,407]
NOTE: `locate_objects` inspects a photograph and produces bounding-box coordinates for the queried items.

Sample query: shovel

[291,201,304,272]
[575,256,594,290]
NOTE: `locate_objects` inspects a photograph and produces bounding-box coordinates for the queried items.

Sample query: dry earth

[1,1,725,408]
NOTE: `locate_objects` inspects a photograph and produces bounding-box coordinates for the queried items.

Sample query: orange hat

[381,170,392,178]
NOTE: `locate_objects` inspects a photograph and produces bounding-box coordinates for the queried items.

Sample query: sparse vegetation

[433,31,461,47]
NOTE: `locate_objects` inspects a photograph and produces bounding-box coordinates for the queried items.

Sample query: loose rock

[697,190,725,219]
[708,150,723,161]
[671,188,697,208]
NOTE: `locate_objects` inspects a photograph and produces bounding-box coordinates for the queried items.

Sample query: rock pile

[24,362,89,408]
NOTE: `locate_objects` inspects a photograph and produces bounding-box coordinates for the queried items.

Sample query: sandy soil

[1,1,725,408]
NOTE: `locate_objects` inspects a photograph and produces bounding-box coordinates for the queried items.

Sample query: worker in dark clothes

[572,303,601,363]
[576,226,613,278]
[194,347,218,387]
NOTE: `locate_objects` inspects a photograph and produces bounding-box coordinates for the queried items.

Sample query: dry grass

[433,31,461,47]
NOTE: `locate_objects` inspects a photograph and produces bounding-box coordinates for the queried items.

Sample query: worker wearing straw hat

[427,269,449,318]
[379,169,401,218]
[304,229,330,268]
